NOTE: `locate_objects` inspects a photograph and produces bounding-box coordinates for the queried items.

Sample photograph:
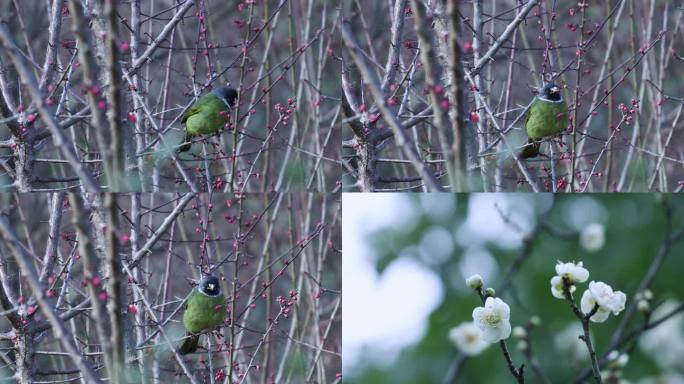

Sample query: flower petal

[498,299,510,319]
[499,320,512,340]
[608,291,626,314]
[574,266,589,283]
[473,307,486,325]
[551,276,565,299]
[580,289,595,314]
[589,308,610,323]
[482,326,501,343]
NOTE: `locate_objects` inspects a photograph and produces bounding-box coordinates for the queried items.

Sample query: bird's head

[540,82,562,102]
[211,87,238,109]
[198,275,221,297]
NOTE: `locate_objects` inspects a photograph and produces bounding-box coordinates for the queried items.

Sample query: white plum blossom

[550,276,567,299]
[550,261,587,299]
[588,281,626,313]
[466,274,484,290]
[472,297,512,343]
[581,281,626,323]
[580,223,605,252]
[580,290,610,322]
[555,261,589,283]
[448,322,490,356]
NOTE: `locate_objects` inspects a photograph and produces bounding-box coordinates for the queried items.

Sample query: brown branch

[0,24,101,191]
[0,216,102,383]
[127,0,195,77]
[446,0,468,189]
[129,0,148,190]
[0,56,18,119]
[341,22,444,191]
[104,0,126,191]
[30,298,92,334]
[38,193,65,285]
[341,63,366,138]
[104,193,125,382]
[68,192,113,379]
[38,0,66,93]
[410,0,457,189]
[469,0,539,77]
[570,0,588,191]
[127,192,196,269]
[68,0,113,188]
[0,231,23,330]
[380,0,408,94]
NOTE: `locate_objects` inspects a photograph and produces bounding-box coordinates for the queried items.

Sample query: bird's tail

[178,332,199,355]
[178,134,192,153]
[520,138,540,159]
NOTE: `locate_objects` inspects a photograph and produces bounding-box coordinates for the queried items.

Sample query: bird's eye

[208,283,215,290]
[550,87,559,93]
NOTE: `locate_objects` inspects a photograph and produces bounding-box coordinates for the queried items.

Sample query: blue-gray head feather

[198,275,221,296]
[211,87,238,109]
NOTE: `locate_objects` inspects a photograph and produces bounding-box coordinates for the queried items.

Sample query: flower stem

[563,280,602,383]
[475,289,525,383]
[580,315,602,384]
[499,339,525,384]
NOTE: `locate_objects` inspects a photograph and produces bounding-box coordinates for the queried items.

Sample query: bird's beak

[550,86,559,93]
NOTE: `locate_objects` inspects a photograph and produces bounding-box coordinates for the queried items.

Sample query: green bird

[521,82,569,159]
[179,87,238,152]
[178,275,225,355]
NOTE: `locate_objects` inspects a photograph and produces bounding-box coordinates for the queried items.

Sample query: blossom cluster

[453,256,628,362]
[551,261,589,299]
[462,275,513,344]
[550,261,626,323]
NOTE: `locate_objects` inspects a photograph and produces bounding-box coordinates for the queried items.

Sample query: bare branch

[470,0,540,77]
[0,215,102,383]
[0,25,102,192]
[341,22,444,191]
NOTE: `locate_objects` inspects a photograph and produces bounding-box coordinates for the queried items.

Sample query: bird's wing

[181,97,205,124]
[524,98,534,131]
[185,290,195,310]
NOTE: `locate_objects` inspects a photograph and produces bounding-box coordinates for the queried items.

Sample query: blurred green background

[343,194,684,384]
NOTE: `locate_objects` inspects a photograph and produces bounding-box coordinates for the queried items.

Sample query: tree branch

[0,216,102,383]
[0,24,101,191]
[469,0,539,77]
[341,22,444,191]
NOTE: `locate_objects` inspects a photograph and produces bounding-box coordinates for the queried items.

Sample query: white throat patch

[537,95,564,104]
[198,286,220,297]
